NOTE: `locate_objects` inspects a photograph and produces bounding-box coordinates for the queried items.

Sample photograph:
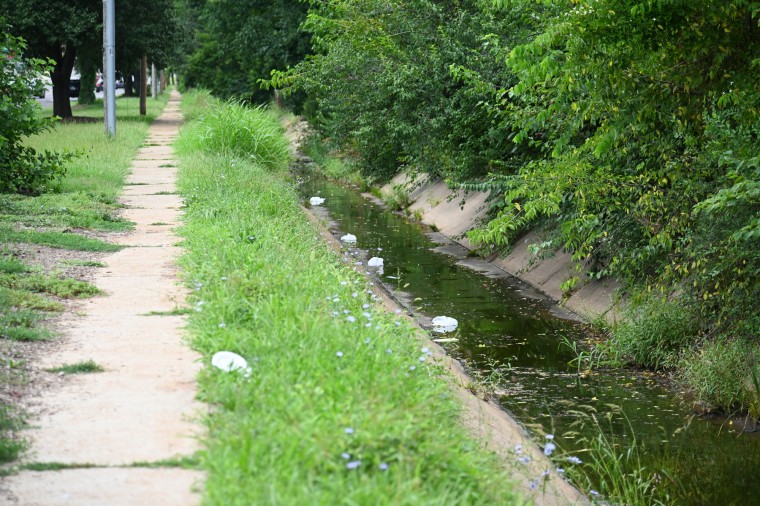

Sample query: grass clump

[176,94,522,504]
[0,308,51,341]
[0,273,100,298]
[176,97,290,171]
[0,405,26,464]
[0,225,121,252]
[561,406,677,506]
[46,360,104,374]
[681,339,760,418]
[606,295,698,371]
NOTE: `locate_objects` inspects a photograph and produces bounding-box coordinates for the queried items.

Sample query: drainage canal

[297,166,760,505]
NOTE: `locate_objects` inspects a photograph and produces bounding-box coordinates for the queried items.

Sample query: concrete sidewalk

[1,92,204,505]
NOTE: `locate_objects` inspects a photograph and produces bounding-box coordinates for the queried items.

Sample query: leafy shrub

[0,30,72,195]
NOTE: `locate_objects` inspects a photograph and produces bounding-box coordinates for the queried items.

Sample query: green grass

[0,225,122,252]
[20,462,98,472]
[0,287,65,312]
[60,259,106,268]
[45,360,104,374]
[176,93,521,504]
[301,134,367,189]
[0,308,51,341]
[0,405,26,464]
[0,273,100,298]
[144,307,192,316]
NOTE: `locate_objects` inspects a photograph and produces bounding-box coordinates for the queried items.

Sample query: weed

[0,225,121,252]
[0,308,51,341]
[680,338,760,418]
[60,260,105,268]
[46,360,104,374]
[20,462,98,471]
[144,308,192,316]
[0,405,26,464]
[561,405,678,505]
[0,273,100,298]
[0,287,64,312]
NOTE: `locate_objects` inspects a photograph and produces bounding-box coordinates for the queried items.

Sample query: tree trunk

[78,57,97,105]
[124,74,134,97]
[139,55,147,116]
[51,47,77,119]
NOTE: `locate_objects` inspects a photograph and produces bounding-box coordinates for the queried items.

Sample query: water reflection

[299,168,760,505]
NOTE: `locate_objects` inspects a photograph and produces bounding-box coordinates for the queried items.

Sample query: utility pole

[103,0,116,136]
[151,62,157,99]
[140,55,147,115]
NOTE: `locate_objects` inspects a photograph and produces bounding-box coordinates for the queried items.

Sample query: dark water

[297,168,760,505]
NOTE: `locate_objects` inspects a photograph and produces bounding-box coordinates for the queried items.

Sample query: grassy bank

[0,94,169,463]
[176,92,522,504]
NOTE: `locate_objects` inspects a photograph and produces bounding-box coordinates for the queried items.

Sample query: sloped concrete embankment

[373,174,621,322]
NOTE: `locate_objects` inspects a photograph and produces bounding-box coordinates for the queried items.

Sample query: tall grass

[562,406,677,505]
[176,97,290,171]
[176,93,522,504]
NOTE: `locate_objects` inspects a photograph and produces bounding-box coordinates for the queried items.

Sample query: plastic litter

[211,351,252,377]
[340,233,357,243]
[367,257,384,267]
[309,196,325,206]
[432,316,458,333]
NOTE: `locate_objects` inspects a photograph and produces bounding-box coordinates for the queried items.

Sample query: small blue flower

[419,356,427,362]
[514,444,523,454]
[362,304,370,309]
[590,490,599,496]
[346,460,361,470]
[365,338,371,344]
[352,292,358,297]
[517,456,531,464]
[346,316,356,323]
[336,351,344,358]
[556,467,565,474]
[544,442,556,456]
[386,349,393,354]
[344,427,354,435]
[409,365,416,371]
[341,452,350,460]
[379,462,389,471]
[542,470,550,477]
[529,480,538,490]
[566,456,582,464]
[546,434,554,440]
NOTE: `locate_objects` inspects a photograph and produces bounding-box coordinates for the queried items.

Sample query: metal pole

[139,55,147,115]
[103,0,116,136]
[151,62,157,99]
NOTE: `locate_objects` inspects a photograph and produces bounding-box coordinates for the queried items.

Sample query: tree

[178,0,310,105]
[1,0,185,118]
[0,0,100,119]
[0,29,72,193]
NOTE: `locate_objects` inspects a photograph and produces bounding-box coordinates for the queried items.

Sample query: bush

[0,30,72,195]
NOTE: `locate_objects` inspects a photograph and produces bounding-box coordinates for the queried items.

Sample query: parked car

[69,78,80,97]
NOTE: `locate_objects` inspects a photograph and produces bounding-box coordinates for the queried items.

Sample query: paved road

[35,85,125,109]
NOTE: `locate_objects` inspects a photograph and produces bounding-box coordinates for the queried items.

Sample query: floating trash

[340,233,357,243]
[309,196,325,206]
[433,338,459,343]
[367,257,384,267]
[432,316,458,333]
[211,351,252,377]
